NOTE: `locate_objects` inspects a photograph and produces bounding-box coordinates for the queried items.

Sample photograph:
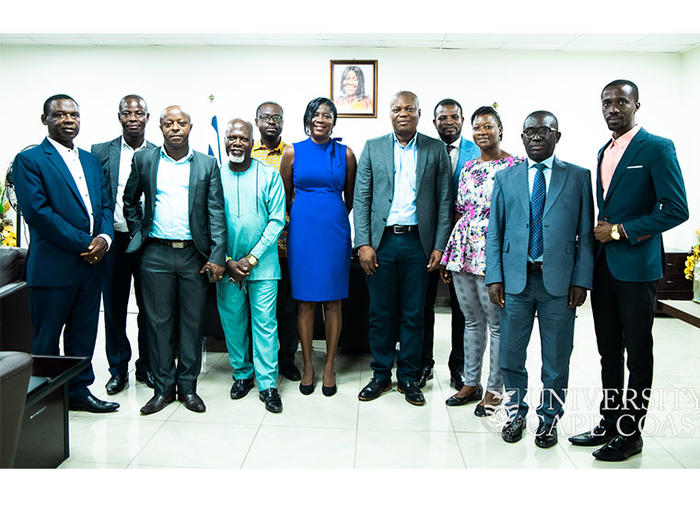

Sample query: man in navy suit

[486,110,594,447]
[13,94,119,413]
[569,80,688,461]
[92,95,157,395]
[418,98,480,390]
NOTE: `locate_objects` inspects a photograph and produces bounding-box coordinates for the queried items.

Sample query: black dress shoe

[445,385,483,407]
[502,416,526,443]
[135,369,156,389]
[449,371,466,390]
[535,421,558,449]
[358,377,392,401]
[69,393,120,413]
[280,364,301,381]
[230,378,255,399]
[568,424,617,447]
[105,373,128,395]
[259,388,283,413]
[140,393,175,415]
[416,365,433,389]
[397,381,425,406]
[593,434,643,461]
[178,392,206,413]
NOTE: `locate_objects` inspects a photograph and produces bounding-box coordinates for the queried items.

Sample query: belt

[527,261,543,272]
[149,238,194,249]
[385,225,418,234]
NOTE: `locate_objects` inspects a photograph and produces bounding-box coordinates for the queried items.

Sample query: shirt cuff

[98,233,112,250]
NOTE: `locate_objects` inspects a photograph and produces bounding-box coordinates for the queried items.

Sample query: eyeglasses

[391,106,418,114]
[258,114,282,123]
[523,127,557,139]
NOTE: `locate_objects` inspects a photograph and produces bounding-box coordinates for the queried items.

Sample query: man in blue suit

[569,80,688,461]
[91,94,157,395]
[13,94,119,413]
[486,110,594,447]
[418,98,480,390]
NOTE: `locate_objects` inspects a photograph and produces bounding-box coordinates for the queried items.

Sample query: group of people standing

[12,77,688,463]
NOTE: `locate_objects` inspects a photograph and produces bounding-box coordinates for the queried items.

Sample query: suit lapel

[544,158,567,216]
[188,152,197,215]
[414,133,427,194]
[42,139,86,210]
[79,149,101,224]
[596,142,609,209]
[516,162,530,216]
[109,138,121,200]
[383,134,395,196]
[148,148,160,211]
[604,128,646,204]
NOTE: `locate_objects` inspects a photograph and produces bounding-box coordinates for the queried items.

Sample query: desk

[656,299,700,329]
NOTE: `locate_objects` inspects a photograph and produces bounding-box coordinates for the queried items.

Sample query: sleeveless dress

[288,137,351,301]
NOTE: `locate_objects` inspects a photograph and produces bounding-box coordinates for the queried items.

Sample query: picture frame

[330,59,378,118]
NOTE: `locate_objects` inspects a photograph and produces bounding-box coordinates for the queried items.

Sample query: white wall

[1,43,695,248]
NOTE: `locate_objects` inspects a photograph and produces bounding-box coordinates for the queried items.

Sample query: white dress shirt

[114,137,148,232]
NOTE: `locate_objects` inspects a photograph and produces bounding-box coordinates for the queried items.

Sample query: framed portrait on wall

[330,60,378,118]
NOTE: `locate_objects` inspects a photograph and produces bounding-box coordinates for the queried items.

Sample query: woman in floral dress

[440,106,525,415]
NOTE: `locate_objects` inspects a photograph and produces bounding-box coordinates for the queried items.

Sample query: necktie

[528,163,546,260]
[446,144,455,154]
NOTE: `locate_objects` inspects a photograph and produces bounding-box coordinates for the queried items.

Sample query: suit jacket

[485,157,595,297]
[452,137,481,190]
[12,138,114,287]
[595,127,688,282]
[90,136,157,207]
[122,147,227,265]
[353,132,452,258]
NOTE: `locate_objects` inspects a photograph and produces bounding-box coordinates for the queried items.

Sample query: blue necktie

[528,163,546,260]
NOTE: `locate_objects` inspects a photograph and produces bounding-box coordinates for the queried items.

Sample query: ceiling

[1,33,700,53]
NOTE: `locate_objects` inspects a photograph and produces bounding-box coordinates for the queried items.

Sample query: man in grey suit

[123,105,226,415]
[485,110,594,447]
[354,91,452,406]
[91,94,157,395]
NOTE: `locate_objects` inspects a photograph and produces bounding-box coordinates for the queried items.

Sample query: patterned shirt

[441,155,525,275]
[251,139,289,257]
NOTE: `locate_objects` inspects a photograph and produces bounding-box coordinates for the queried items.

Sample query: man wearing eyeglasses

[92,95,157,395]
[485,110,594,447]
[354,90,452,406]
[250,102,301,382]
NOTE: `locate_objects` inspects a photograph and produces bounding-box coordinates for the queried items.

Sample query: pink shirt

[600,124,641,198]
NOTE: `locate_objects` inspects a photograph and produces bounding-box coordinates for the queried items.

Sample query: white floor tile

[560,436,684,468]
[356,429,465,468]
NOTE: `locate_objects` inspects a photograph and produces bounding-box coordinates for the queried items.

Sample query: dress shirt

[114,137,148,232]
[386,132,418,226]
[251,139,289,257]
[527,155,554,263]
[445,136,461,174]
[47,136,112,249]
[600,124,641,198]
[150,147,194,240]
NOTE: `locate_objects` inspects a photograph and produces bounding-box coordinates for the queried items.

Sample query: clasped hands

[224,257,253,283]
[593,220,618,244]
[358,245,443,276]
[200,261,225,281]
[80,236,108,264]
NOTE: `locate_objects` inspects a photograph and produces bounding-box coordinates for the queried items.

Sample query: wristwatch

[611,224,621,241]
[247,254,258,267]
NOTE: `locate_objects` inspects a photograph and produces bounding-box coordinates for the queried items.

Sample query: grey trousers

[452,271,502,394]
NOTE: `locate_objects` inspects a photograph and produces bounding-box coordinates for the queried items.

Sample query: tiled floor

[58,301,700,469]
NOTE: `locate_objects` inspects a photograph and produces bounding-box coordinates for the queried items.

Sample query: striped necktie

[528,163,546,260]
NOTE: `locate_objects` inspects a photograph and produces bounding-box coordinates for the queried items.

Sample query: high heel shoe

[322,371,337,397]
[299,371,315,395]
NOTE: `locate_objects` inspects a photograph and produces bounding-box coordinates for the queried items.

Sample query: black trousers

[140,242,208,396]
[276,257,298,367]
[421,270,465,375]
[102,230,149,377]
[591,253,657,437]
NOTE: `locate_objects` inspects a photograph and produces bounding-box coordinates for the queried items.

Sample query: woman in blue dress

[280,97,357,397]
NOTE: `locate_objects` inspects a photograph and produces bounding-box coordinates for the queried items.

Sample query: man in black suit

[123,105,226,415]
[12,94,118,413]
[91,95,157,395]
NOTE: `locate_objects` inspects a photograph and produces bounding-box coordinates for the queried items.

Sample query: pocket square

[626,165,644,169]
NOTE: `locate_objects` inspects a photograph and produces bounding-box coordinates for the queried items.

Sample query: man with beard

[218,119,286,414]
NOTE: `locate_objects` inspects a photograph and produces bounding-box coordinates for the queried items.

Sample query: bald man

[216,119,286,413]
[123,105,226,415]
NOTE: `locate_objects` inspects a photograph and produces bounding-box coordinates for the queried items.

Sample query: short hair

[255,101,283,118]
[119,94,148,113]
[303,97,337,134]
[524,110,559,130]
[43,94,77,116]
[225,118,253,138]
[160,105,191,122]
[340,65,367,99]
[602,79,639,102]
[471,105,502,129]
[390,91,420,110]
[433,98,463,118]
